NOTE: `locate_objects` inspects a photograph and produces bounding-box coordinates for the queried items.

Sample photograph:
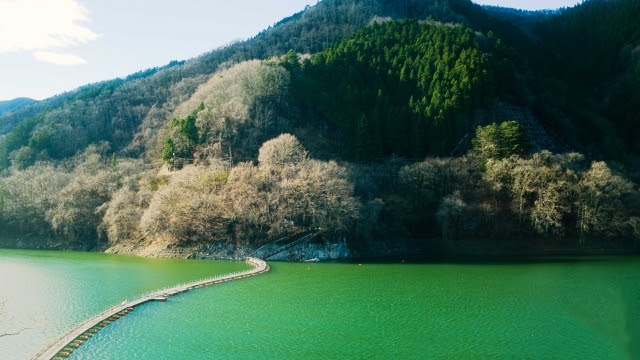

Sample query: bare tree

[258,133,307,170]
[576,161,634,245]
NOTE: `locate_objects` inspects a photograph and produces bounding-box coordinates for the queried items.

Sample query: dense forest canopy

[0,0,638,255]
[531,0,640,159]
[295,20,490,159]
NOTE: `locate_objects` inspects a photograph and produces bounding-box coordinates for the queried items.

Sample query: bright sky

[0,0,319,100]
[0,0,582,101]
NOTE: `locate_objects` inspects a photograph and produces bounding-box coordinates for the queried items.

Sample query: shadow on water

[341,254,638,265]
[622,270,640,359]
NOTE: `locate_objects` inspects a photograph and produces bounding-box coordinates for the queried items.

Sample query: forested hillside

[0,0,463,171]
[0,98,36,116]
[533,0,640,160]
[0,0,638,257]
[295,20,490,159]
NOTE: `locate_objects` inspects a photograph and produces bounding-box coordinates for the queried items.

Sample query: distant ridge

[0,97,36,115]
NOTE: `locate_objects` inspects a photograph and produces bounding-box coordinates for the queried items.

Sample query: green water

[0,249,249,359]
[1,251,639,359]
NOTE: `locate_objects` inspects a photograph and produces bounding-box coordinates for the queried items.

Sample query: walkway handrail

[31,257,268,360]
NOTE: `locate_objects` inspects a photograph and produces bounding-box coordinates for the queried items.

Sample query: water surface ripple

[76,258,639,359]
[1,251,638,359]
[0,250,248,359]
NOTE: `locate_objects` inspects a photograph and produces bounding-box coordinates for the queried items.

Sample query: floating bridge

[31,257,269,360]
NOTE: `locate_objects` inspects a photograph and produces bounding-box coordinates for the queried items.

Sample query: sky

[472,0,582,10]
[0,0,582,101]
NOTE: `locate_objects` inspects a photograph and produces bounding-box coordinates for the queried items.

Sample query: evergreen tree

[472,120,530,160]
[161,103,205,163]
[162,138,175,163]
[111,153,118,171]
[293,20,491,159]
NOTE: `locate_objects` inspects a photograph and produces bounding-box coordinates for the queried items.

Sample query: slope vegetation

[0,98,36,116]
[0,0,638,256]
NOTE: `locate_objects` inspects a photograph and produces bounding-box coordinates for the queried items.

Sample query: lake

[0,250,638,359]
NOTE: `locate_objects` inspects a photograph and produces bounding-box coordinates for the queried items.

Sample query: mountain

[0,0,638,257]
[0,0,533,169]
[0,98,36,116]
[488,0,640,159]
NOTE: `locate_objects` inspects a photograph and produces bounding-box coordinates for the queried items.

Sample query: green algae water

[1,252,639,359]
[0,249,249,360]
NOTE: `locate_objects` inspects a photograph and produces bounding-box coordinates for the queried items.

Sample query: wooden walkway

[31,257,269,360]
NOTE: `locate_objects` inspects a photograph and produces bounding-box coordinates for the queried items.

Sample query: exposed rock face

[265,238,352,261]
[0,236,66,250]
[0,233,354,261]
[193,242,258,261]
[196,237,353,262]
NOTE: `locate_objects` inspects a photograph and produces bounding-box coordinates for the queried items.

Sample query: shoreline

[1,233,638,262]
[1,243,637,263]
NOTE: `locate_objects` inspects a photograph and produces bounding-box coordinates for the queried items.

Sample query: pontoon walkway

[31,257,269,360]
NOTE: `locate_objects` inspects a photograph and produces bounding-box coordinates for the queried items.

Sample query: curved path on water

[31,257,269,360]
